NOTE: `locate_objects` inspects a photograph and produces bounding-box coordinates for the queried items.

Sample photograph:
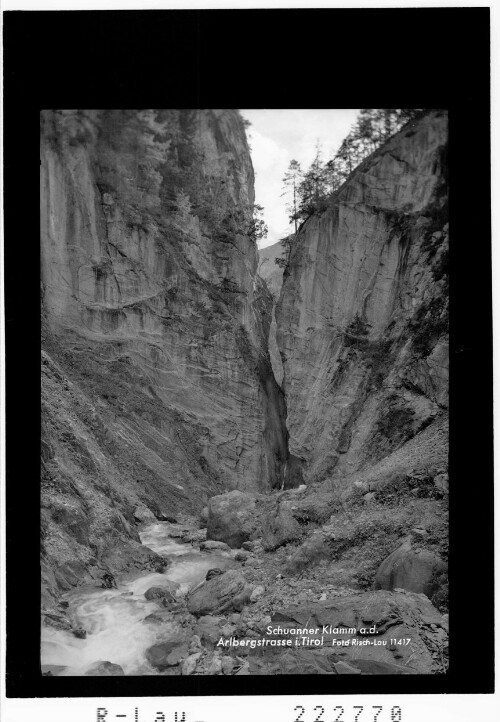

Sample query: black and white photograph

[1,4,495,718]
[39,107,449,677]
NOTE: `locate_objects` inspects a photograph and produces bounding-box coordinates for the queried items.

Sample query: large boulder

[187,569,251,616]
[261,502,301,551]
[374,539,447,598]
[206,491,260,548]
[100,538,167,575]
[134,504,156,524]
[144,583,179,604]
[182,528,207,544]
[143,609,175,625]
[84,661,125,676]
[242,539,263,553]
[267,589,447,674]
[146,639,189,670]
[200,540,230,552]
[205,568,224,581]
[285,531,331,574]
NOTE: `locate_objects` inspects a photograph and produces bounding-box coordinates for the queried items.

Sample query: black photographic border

[3,7,493,698]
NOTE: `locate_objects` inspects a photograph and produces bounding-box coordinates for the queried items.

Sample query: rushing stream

[41,522,236,675]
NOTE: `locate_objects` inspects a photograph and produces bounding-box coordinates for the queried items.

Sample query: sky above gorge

[240,109,360,248]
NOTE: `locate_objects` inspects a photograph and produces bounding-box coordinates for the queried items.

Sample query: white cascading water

[41,522,236,675]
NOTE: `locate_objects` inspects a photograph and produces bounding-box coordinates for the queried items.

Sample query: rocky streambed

[41,497,449,676]
[41,521,239,675]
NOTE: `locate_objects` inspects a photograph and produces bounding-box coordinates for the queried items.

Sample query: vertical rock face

[40,110,289,600]
[258,241,286,385]
[276,111,448,485]
[258,241,286,299]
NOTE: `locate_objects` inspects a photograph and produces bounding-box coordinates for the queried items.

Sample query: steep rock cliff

[257,241,285,385]
[40,110,290,603]
[258,241,286,299]
[276,111,448,486]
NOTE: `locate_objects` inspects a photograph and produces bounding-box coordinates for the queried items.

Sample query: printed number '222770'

[293,706,403,722]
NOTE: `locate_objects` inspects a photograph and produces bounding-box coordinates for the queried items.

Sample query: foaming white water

[140,522,236,587]
[42,587,161,675]
[140,523,195,557]
[41,522,237,676]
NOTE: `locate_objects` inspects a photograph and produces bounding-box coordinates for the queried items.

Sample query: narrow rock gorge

[41,109,448,677]
[276,111,448,488]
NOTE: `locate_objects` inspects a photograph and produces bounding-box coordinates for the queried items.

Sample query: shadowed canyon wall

[40,110,291,603]
[276,111,448,486]
[258,241,285,385]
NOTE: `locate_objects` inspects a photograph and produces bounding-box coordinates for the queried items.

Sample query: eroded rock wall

[276,111,448,485]
[40,110,289,603]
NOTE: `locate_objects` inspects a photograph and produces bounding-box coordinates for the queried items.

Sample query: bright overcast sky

[240,109,360,248]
